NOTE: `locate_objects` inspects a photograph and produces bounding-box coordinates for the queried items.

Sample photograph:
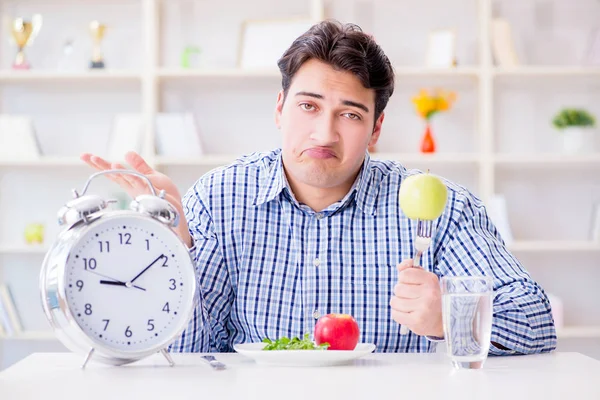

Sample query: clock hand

[99,280,126,286]
[129,254,165,284]
[98,279,146,291]
[85,269,146,291]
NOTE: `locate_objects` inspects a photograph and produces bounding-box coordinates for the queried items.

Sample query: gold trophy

[10,15,43,70]
[89,21,106,69]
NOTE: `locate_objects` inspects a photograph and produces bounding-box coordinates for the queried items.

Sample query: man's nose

[310,114,339,145]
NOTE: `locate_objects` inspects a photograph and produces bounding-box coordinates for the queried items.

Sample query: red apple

[314,313,360,350]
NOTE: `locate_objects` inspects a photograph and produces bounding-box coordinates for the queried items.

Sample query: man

[82,20,556,354]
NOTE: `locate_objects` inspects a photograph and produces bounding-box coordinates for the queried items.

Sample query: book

[0,283,23,334]
[491,18,520,67]
[107,113,146,161]
[0,115,42,161]
[0,298,12,336]
[155,113,204,157]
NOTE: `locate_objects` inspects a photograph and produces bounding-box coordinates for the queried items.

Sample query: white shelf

[0,70,142,82]
[494,153,600,168]
[392,66,480,77]
[508,241,600,253]
[155,154,239,167]
[557,326,600,339]
[156,66,480,79]
[158,68,281,79]
[0,157,85,168]
[0,331,56,341]
[493,67,600,77]
[372,152,480,165]
[0,244,48,255]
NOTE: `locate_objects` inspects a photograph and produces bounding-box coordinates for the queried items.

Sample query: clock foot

[161,348,175,367]
[81,348,95,369]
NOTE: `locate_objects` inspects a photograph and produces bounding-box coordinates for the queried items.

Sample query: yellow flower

[412,88,457,120]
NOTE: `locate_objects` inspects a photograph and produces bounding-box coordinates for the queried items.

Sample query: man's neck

[283,169,360,213]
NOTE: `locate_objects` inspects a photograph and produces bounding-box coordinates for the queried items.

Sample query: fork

[400,219,434,335]
[201,355,227,370]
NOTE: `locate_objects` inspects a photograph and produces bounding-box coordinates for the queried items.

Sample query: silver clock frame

[39,170,198,368]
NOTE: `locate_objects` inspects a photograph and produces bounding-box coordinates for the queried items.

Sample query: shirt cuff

[425,335,445,342]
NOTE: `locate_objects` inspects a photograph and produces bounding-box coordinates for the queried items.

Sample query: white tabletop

[1,351,599,400]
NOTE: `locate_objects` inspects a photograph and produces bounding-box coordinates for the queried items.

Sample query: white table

[1,352,599,399]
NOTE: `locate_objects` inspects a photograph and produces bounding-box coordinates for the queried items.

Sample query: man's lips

[303,147,337,159]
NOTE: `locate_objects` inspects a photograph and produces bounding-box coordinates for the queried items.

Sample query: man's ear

[274,90,285,129]
[369,112,385,148]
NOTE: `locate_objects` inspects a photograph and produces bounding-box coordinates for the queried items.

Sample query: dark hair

[277,19,395,121]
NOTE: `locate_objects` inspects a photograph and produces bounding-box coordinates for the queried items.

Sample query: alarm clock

[40,170,197,368]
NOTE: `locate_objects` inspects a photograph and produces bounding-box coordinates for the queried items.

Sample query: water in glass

[441,276,493,369]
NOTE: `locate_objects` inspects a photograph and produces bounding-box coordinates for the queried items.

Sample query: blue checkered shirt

[170,149,557,354]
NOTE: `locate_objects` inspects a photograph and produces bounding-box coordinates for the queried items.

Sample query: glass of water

[441,276,493,370]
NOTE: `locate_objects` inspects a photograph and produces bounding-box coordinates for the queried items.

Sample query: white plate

[233,342,376,367]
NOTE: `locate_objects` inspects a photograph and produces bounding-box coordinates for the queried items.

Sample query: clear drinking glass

[441,276,493,370]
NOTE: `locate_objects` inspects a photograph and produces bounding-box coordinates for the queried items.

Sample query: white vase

[561,126,596,154]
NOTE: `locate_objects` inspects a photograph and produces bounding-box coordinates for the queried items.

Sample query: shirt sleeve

[169,179,234,353]
[434,189,557,356]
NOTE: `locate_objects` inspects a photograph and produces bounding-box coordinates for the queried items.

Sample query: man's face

[275,59,384,190]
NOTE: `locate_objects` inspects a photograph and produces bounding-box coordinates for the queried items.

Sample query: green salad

[262,333,330,350]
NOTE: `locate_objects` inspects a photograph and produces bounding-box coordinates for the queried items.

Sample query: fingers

[88,155,112,170]
[81,153,105,172]
[398,267,437,285]
[393,282,420,299]
[396,259,414,273]
[125,151,154,175]
[110,161,140,188]
[390,296,419,313]
[391,309,414,327]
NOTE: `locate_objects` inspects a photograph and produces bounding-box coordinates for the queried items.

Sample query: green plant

[262,333,329,350]
[552,108,596,129]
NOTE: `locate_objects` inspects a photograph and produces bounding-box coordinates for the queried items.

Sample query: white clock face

[64,214,195,352]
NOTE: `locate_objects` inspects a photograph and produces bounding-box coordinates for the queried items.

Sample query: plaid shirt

[170,149,557,354]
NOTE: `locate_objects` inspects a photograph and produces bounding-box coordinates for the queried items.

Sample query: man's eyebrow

[295,91,370,113]
[342,100,369,113]
[295,91,323,99]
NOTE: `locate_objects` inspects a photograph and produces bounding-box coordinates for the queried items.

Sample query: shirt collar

[352,152,378,216]
[254,150,378,216]
[253,150,286,207]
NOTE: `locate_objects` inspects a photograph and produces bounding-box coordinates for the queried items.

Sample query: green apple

[24,223,45,245]
[399,172,448,220]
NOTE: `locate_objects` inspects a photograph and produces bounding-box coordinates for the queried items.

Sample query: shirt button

[315,213,323,219]
[312,310,321,319]
[314,258,321,267]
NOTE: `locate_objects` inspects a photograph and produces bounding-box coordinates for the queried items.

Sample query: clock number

[98,241,110,253]
[119,233,132,245]
[83,258,97,270]
[145,239,150,251]
[161,257,168,268]
[84,304,92,315]
[162,302,170,313]
[102,319,110,331]
[76,280,84,291]
[169,279,176,290]
[147,319,155,331]
[125,326,132,337]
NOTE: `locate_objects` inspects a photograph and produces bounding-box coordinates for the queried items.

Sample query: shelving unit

[0,70,142,82]
[0,0,599,368]
[0,245,48,255]
[493,67,600,77]
[508,241,600,253]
